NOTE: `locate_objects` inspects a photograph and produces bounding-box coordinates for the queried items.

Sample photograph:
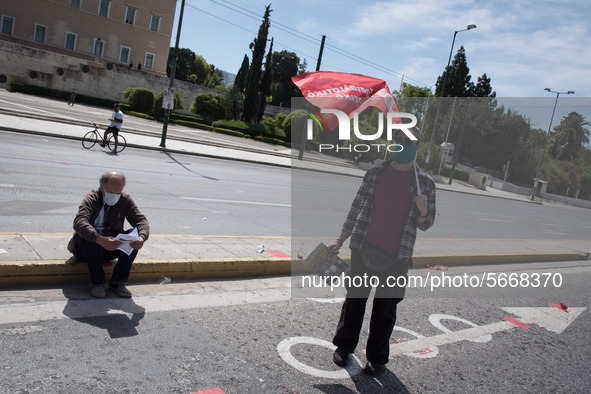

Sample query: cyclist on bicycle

[102,103,123,152]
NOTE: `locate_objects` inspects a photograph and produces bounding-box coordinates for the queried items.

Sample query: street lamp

[425,24,477,165]
[529,88,575,200]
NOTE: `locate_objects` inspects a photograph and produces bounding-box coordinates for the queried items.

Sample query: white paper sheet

[114,228,140,256]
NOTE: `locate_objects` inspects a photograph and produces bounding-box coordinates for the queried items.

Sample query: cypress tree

[243,4,272,123]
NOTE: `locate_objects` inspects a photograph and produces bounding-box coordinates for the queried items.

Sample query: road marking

[191,388,226,394]
[266,250,289,257]
[277,336,363,379]
[181,196,291,207]
[429,314,493,343]
[502,316,531,329]
[541,223,566,227]
[0,184,15,187]
[477,218,514,223]
[501,307,585,334]
[278,307,586,378]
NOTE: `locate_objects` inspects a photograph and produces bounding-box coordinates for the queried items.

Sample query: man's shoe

[332,348,350,367]
[363,361,386,376]
[110,283,132,298]
[90,285,106,298]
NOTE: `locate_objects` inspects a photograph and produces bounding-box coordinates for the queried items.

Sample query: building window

[119,46,130,63]
[150,14,161,32]
[34,24,46,43]
[64,32,77,50]
[98,0,110,17]
[1,15,14,35]
[70,0,81,9]
[125,7,136,25]
[144,53,154,69]
[93,38,104,56]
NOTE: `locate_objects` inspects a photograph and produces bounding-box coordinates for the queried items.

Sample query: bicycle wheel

[107,134,126,153]
[82,131,98,149]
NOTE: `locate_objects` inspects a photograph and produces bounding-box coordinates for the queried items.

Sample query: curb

[1,252,588,288]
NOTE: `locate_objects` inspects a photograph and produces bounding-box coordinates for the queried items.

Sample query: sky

[171,0,591,128]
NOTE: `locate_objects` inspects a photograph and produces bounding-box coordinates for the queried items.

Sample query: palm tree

[551,112,590,160]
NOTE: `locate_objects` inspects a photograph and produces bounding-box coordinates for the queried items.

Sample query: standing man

[68,89,77,106]
[329,126,436,376]
[67,171,149,298]
[102,103,123,153]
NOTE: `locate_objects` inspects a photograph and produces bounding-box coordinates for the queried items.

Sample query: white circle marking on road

[277,336,363,379]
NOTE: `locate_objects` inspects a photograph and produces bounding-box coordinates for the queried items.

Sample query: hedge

[254,136,290,147]
[10,81,118,108]
[173,119,248,138]
[439,166,470,182]
[212,120,286,141]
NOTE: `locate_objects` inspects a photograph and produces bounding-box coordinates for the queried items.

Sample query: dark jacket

[67,188,149,252]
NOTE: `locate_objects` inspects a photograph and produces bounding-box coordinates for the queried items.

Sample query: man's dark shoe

[109,283,132,298]
[332,348,350,367]
[363,361,386,376]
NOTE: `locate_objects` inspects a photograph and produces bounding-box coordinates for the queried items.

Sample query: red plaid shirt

[342,160,436,260]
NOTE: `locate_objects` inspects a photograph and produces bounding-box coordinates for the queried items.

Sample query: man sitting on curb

[67,171,150,298]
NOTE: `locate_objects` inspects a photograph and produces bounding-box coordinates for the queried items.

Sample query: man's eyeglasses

[393,134,419,145]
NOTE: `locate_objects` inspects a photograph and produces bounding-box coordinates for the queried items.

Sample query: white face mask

[103,191,121,206]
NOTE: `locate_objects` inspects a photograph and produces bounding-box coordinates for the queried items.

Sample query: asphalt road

[0,130,291,236]
[0,260,589,393]
[2,130,589,243]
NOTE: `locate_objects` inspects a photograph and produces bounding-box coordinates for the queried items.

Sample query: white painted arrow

[390,306,586,357]
[502,307,586,334]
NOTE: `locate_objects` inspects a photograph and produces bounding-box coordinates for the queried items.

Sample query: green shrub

[123,87,155,115]
[117,103,132,112]
[123,110,155,121]
[191,93,224,122]
[212,119,249,132]
[254,136,289,146]
[211,120,272,139]
[171,113,209,125]
[440,166,470,182]
[214,127,248,138]
[174,119,215,131]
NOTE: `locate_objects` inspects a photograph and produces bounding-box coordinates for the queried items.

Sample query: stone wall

[0,40,290,117]
[0,40,223,113]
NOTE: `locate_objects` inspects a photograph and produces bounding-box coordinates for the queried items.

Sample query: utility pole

[298,35,326,160]
[160,0,185,148]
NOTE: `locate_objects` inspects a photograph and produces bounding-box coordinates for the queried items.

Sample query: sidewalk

[1,232,589,287]
[1,91,588,287]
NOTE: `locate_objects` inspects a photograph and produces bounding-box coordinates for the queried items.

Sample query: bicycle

[82,122,127,153]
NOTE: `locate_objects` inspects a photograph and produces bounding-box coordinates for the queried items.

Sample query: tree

[234,54,249,93]
[190,93,224,122]
[269,50,302,107]
[550,112,590,160]
[222,86,243,120]
[392,82,433,127]
[471,73,496,98]
[167,48,196,81]
[256,38,274,123]
[435,46,472,97]
[243,4,272,123]
[435,46,496,98]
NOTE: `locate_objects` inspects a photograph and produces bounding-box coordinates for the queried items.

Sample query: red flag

[291,71,399,130]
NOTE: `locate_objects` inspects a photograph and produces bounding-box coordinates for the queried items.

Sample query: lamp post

[425,24,476,165]
[160,0,186,148]
[529,88,575,200]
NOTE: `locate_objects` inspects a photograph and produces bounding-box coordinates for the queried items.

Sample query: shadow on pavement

[62,285,145,339]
